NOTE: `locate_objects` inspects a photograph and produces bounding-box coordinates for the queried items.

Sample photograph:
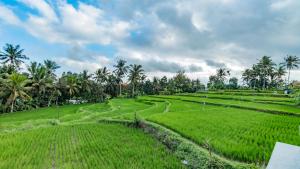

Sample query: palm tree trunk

[48,97,52,107]
[287,69,291,88]
[119,83,122,96]
[11,100,14,113]
[263,75,266,90]
[132,84,135,97]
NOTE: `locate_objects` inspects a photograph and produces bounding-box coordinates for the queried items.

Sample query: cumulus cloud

[1,0,300,82]
[0,5,21,25]
[2,0,132,45]
[56,55,110,73]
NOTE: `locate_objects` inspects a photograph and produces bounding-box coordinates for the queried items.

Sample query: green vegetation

[143,97,300,163]
[1,89,300,167]
[155,95,300,115]
[0,123,183,169]
[1,44,300,168]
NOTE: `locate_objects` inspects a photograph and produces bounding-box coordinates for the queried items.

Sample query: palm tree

[281,55,300,87]
[66,75,79,100]
[0,44,28,69]
[242,69,253,87]
[44,60,60,78]
[94,67,110,85]
[258,56,275,90]
[27,62,53,105]
[128,64,144,97]
[216,68,230,82]
[113,59,129,96]
[273,66,286,89]
[48,83,62,107]
[79,70,93,97]
[1,73,31,112]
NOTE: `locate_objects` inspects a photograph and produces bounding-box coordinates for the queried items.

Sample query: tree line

[207,55,300,90]
[0,44,299,113]
[0,44,206,113]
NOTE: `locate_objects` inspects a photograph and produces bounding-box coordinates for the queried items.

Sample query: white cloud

[1,0,300,82]
[57,55,110,73]
[3,1,132,45]
[270,0,294,10]
[20,0,58,21]
[0,5,21,25]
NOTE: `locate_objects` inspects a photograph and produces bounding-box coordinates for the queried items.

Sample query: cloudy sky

[0,0,300,83]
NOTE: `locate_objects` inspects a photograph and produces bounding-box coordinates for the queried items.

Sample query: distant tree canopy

[0,44,206,113]
[0,44,299,113]
[242,55,299,90]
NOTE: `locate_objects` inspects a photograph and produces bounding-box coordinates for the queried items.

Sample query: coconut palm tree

[0,44,28,69]
[48,83,62,107]
[27,62,53,105]
[242,69,253,87]
[216,68,230,82]
[113,59,129,96]
[44,60,60,78]
[258,56,275,90]
[1,73,31,112]
[65,75,80,100]
[271,66,286,88]
[128,64,144,97]
[94,67,110,85]
[281,55,300,87]
[79,70,93,98]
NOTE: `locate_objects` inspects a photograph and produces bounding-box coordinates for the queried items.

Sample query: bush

[48,119,60,126]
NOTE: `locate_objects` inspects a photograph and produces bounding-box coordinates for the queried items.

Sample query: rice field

[0,123,184,169]
[143,97,300,163]
[0,90,299,167]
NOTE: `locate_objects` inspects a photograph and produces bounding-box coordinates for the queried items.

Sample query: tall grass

[0,123,184,169]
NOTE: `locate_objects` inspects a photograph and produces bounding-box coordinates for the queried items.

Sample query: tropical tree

[128,64,144,97]
[65,74,80,100]
[1,73,31,112]
[208,68,230,89]
[113,59,129,96]
[242,69,253,87]
[44,60,60,78]
[270,66,286,88]
[105,74,118,98]
[79,70,93,98]
[281,55,300,87]
[152,77,161,94]
[228,77,238,89]
[94,67,110,85]
[48,83,62,106]
[27,62,53,106]
[257,56,275,90]
[216,68,230,82]
[0,44,28,69]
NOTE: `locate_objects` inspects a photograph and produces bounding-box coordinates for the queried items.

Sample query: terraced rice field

[143,98,300,163]
[0,123,184,169]
[0,91,299,167]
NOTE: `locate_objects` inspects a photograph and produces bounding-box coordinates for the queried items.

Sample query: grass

[142,97,300,163]
[200,91,289,97]
[1,91,299,167]
[154,95,300,115]
[0,123,184,169]
[178,93,293,104]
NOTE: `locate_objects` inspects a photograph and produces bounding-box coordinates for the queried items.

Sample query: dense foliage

[241,56,299,90]
[1,44,299,113]
[0,44,207,113]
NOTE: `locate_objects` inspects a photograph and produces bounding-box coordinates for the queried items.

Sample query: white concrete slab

[267,142,300,169]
